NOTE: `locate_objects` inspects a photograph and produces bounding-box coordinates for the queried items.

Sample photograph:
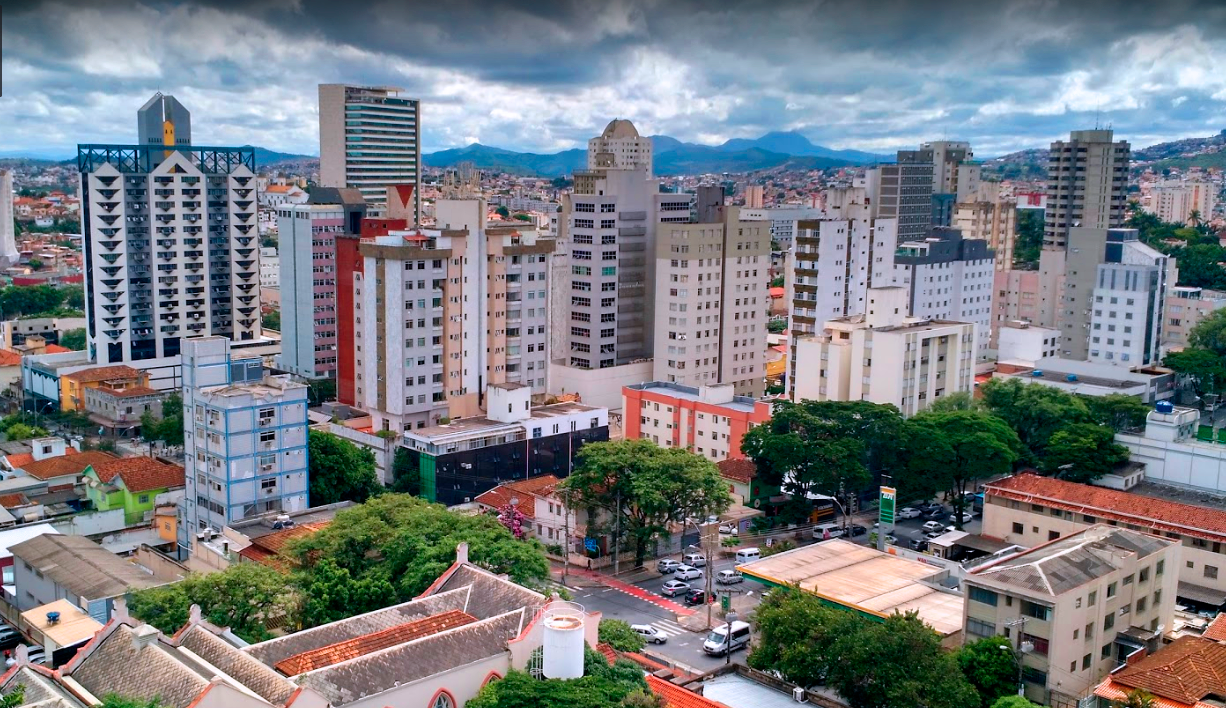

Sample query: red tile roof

[19,451,115,480]
[0,350,21,367]
[646,675,735,708]
[986,473,1226,543]
[89,457,185,493]
[473,475,563,518]
[1095,636,1226,707]
[717,459,756,484]
[43,345,72,354]
[237,522,330,571]
[1205,614,1226,643]
[62,365,143,383]
[273,609,477,676]
[0,493,30,507]
[4,453,34,470]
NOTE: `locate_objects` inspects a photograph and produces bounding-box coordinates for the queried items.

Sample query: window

[969,586,998,606]
[967,617,996,638]
[1136,596,1147,613]
[1104,613,1114,631]
[1139,567,1149,583]
[1156,560,1165,576]
[1021,600,1051,621]
[1048,530,1060,541]
[1207,565,1219,580]
[260,478,277,489]
[1123,574,1134,586]
[432,692,455,708]
[1107,582,1117,598]
[139,494,149,503]
[1088,590,1097,606]
[1012,522,1024,534]
[1083,654,1092,670]
[259,430,276,443]
[1021,667,1047,686]
[1021,633,1049,656]
[1102,643,1112,659]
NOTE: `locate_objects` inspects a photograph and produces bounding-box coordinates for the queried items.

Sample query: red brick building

[622,382,772,461]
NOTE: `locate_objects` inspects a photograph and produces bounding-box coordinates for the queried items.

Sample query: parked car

[684,588,710,606]
[921,506,947,520]
[847,524,868,537]
[0,626,21,650]
[897,507,922,519]
[718,522,738,535]
[657,559,682,574]
[716,569,744,584]
[812,523,846,540]
[921,520,946,534]
[631,624,668,644]
[661,580,691,597]
[909,538,929,552]
[952,511,974,524]
[924,530,946,540]
[675,564,703,581]
[734,548,760,563]
[703,621,752,656]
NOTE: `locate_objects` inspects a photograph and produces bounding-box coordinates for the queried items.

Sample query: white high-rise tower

[0,170,17,266]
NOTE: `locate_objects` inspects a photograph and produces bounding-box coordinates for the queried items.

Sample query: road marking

[601,587,615,592]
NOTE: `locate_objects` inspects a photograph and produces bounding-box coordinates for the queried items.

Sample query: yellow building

[60,365,148,413]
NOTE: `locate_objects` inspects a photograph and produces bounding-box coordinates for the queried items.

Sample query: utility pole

[613,491,621,577]
[562,487,570,586]
[1005,616,1030,697]
[704,520,715,629]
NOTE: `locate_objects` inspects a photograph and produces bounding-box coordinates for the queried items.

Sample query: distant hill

[423,144,587,176]
[715,131,888,163]
[247,146,316,167]
[980,148,1049,181]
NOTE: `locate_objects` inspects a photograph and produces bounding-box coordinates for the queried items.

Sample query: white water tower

[541,601,586,679]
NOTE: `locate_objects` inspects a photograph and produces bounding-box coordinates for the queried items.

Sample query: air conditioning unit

[792,687,807,703]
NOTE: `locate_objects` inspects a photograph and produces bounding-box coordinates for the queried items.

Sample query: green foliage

[289,494,550,614]
[1082,394,1150,432]
[0,285,67,318]
[1113,689,1158,708]
[262,310,280,331]
[1013,208,1044,268]
[99,696,164,708]
[908,411,1021,525]
[62,285,85,310]
[307,378,337,405]
[495,205,511,218]
[957,636,1020,707]
[128,563,292,643]
[770,275,785,288]
[3,422,48,441]
[990,697,1042,708]
[297,558,396,628]
[142,392,183,447]
[59,327,87,351]
[1190,309,1226,356]
[26,259,43,270]
[308,430,381,506]
[390,447,421,495]
[261,234,278,249]
[513,213,532,221]
[0,685,24,708]
[1165,347,1226,396]
[978,378,1091,462]
[924,391,981,413]
[767,319,787,333]
[1040,423,1129,482]
[598,619,646,653]
[749,587,862,688]
[467,649,649,708]
[561,439,732,565]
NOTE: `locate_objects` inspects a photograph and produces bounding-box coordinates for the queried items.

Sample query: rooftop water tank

[541,601,586,680]
[1156,400,1175,414]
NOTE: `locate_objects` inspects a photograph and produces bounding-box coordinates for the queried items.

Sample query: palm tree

[1114,689,1157,708]
[1189,209,1203,228]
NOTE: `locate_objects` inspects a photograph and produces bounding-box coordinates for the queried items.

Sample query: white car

[952,511,974,524]
[631,624,668,644]
[921,520,946,534]
[718,522,738,535]
[674,565,703,581]
[897,507,923,519]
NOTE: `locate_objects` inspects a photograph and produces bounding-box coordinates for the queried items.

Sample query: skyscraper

[1037,129,1130,331]
[137,93,192,151]
[877,141,978,240]
[318,84,422,220]
[79,94,261,388]
[0,170,18,266]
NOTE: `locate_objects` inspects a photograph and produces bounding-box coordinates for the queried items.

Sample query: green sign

[879,486,896,526]
[721,593,731,611]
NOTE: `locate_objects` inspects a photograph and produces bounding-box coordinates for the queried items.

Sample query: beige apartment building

[1163,286,1226,351]
[982,473,1226,607]
[793,287,975,416]
[963,525,1178,708]
[991,269,1041,347]
[653,193,769,397]
[1150,180,1216,226]
[954,199,1016,270]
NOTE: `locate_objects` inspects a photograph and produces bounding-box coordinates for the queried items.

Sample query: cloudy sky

[3,0,1226,159]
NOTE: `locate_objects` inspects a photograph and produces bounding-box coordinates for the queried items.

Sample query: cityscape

[2,2,1226,708]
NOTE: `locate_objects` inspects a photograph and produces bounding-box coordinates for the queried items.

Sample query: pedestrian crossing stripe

[649,620,687,637]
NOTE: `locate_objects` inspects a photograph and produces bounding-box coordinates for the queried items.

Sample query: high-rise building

[1086,236,1176,367]
[79,94,261,389]
[318,84,422,219]
[893,227,996,364]
[586,119,653,171]
[652,190,769,397]
[1150,181,1217,226]
[275,189,366,380]
[743,185,764,209]
[1037,129,1130,329]
[787,200,898,398]
[739,205,824,252]
[925,140,979,202]
[1163,286,1226,351]
[953,198,1017,270]
[137,92,192,150]
[990,269,1041,347]
[878,148,935,242]
[352,198,555,433]
[0,170,17,266]
[179,337,309,556]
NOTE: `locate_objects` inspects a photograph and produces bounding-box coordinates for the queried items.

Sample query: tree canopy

[128,562,292,643]
[908,410,1021,526]
[142,392,184,447]
[598,619,647,653]
[307,429,381,506]
[59,327,86,351]
[466,649,651,708]
[561,439,731,566]
[1040,423,1129,483]
[957,636,1020,707]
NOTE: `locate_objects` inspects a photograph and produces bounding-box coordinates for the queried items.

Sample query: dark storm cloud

[2,0,1226,156]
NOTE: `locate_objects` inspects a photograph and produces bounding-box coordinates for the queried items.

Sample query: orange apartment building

[622,381,772,461]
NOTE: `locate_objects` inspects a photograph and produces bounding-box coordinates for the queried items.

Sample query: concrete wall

[549,359,653,412]
[50,508,126,537]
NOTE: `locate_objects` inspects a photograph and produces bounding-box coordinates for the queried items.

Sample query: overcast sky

[3,0,1226,158]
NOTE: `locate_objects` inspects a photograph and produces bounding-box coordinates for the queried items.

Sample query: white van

[735,548,761,563]
[716,569,744,585]
[703,620,751,656]
[812,523,845,540]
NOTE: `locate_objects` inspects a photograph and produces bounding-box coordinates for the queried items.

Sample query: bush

[598,619,646,653]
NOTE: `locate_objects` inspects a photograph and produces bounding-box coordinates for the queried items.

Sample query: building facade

[739,205,824,251]
[1150,181,1217,226]
[0,170,18,266]
[991,269,1041,347]
[80,102,261,388]
[878,148,936,242]
[623,381,772,462]
[953,198,1016,270]
[318,84,422,217]
[1087,238,1175,367]
[1163,286,1226,351]
[179,337,309,556]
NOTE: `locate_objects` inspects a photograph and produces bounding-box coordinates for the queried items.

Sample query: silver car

[662,579,691,597]
[631,624,668,644]
[674,564,703,581]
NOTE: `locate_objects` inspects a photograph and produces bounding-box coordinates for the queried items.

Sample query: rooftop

[235,521,329,571]
[21,599,103,648]
[61,365,143,384]
[986,473,1226,543]
[88,456,184,493]
[9,534,164,600]
[735,539,965,637]
[473,474,563,518]
[273,609,478,676]
[624,381,759,413]
[18,450,116,481]
[1095,636,1226,708]
[718,459,757,484]
[970,525,1173,596]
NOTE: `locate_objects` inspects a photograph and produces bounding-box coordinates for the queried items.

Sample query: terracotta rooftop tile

[646,675,736,708]
[90,457,184,493]
[717,459,756,484]
[474,475,562,519]
[1204,614,1226,643]
[4,453,34,470]
[19,451,116,481]
[62,365,143,383]
[0,350,21,367]
[986,473,1226,542]
[273,609,478,676]
[1098,636,1226,706]
[0,493,30,507]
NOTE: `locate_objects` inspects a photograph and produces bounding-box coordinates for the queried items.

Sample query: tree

[497,502,529,540]
[0,284,64,318]
[908,411,1021,526]
[1040,423,1129,483]
[1014,208,1044,268]
[770,275,784,288]
[767,319,787,333]
[1166,347,1226,396]
[100,696,164,708]
[3,423,48,441]
[63,285,85,310]
[307,378,337,405]
[307,430,381,506]
[957,636,1020,707]
[925,391,982,413]
[495,205,511,218]
[749,587,866,688]
[59,328,86,351]
[1190,309,1226,357]
[979,378,1091,463]
[289,494,550,613]
[262,310,281,331]
[1113,689,1158,708]
[26,259,42,271]
[261,234,278,249]
[991,697,1042,708]
[128,562,293,643]
[389,447,420,495]
[1082,394,1150,432]
[142,392,184,447]
[467,649,650,708]
[561,440,732,567]
[599,619,647,653]
[297,557,396,628]
[0,686,24,708]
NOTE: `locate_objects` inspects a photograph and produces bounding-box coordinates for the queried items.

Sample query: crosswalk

[646,619,689,638]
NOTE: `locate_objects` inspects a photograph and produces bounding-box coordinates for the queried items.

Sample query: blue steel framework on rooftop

[77,144,256,174]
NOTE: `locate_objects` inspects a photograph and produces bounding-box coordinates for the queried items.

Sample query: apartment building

[1037,130,1130,329]
[1150,180,1217,226]
[276,190,367,379]
[1164,286,1226,350]
[963,525,1178,708]
[927,140,979,202]
[787,206,898,397]
[586,118,653,170]
[793,287,975,416]
[318,84,422,217]
[0,170,18,266]
[353,199,555,433]
[653,192,769,396]
[179,337,309,557]
[80,94,261,388]
[893,227,996,364]
[1087,238,1176,366]
[983,472,1226,606]
[739,205,824,251]
[878,148,936,241]
[953,198,1016,270]
[622,381,772,461]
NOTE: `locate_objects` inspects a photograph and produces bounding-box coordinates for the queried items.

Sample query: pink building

[991,269,1040,348]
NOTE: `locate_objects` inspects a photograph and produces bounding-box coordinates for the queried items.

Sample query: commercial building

[653,191,770,395]
[1150,180,1217,226]
[397,384,607,507]
[991,358,1175,402]
[1116,403,1226,496]
[893,226,996,364]
[275,189,367,379]
[1164,286,1226,351]
[991,269,1041,347]
[622,381,772,461]
[794,287,975,417]
[737,539,966,646]
[79,94,262,388]
[179,337,309,557]
[318,84,422,218]
[982,473,1226,607]
[0,170,18,266]
[953,197,1016,270]
[1085,237,1176,367]
[963,525,1178,707]
[1037,130,1130,329]
[787,203,899,397]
